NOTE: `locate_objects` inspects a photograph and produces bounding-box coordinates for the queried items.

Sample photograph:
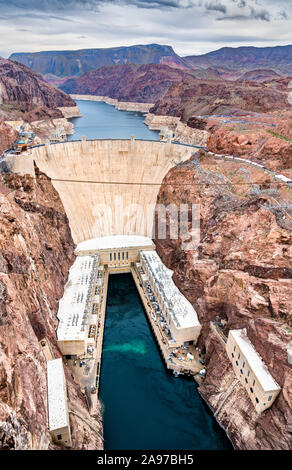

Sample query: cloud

[0,0,197,11]
[278,10,289,20]
[218,5,271,22]
[205,2,227,14]
[0,0,291,58]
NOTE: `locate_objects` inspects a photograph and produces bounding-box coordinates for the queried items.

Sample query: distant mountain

[184,45,292,75]
[60,63,195,103]
[9,44,189,81]
[0,56,75,121]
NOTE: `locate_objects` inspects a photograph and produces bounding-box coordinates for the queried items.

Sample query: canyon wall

[0,167,103,449]
[0,57,75,122]
[154,152,292,450]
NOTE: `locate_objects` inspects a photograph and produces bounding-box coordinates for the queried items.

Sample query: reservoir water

[68,100,159,141]
[70,100,231,450]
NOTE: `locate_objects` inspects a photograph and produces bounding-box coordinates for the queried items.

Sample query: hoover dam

[16,139,195,243]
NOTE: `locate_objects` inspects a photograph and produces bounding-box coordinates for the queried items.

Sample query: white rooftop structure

[75,235,154,253]
[47,358,69,431]
[140,250,200,330]
[230,329,280,392]
[57,254,98,343]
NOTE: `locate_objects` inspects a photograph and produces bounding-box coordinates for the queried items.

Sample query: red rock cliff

[0,167,103,449]
[154,152,292,450]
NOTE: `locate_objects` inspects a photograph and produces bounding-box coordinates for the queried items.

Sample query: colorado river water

[100,274,231,450]
[68,99,159,140]
[69,100,231,450]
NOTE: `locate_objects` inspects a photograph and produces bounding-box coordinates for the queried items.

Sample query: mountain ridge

[9,43,292,82]
[9,44,189,81]
[184,44,292,75]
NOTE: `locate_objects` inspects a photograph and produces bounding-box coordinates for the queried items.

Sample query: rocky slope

[10,44,189,82]
[184,45,292,76]
[154,152,292,450]
[0,167,103,449]
[61,64,195,103]
[207,117,292,172]
[0,57,75,122]
[150,78,290,120]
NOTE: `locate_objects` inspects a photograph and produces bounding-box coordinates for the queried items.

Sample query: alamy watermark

[91,197,200,252]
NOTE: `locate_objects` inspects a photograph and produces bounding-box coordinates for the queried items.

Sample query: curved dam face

[29,139,194,243]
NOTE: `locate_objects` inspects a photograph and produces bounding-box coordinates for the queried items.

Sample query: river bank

[70,94,153,113]
[145,113,209,147]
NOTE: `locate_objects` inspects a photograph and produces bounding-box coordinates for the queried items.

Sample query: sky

[0,0,291,58]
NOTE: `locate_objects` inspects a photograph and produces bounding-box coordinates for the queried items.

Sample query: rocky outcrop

[0,167,103,449]
[275,118,292,141]
[154,152,292,450]
[0,121,17,154]
[0,57,75,122]
[0,56,80,149]
[57,106,82,119]
[239,69,283,82]
[207,126,292,172]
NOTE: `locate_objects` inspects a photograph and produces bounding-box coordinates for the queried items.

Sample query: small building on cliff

[226,329,281,413]
[47,358,72,447]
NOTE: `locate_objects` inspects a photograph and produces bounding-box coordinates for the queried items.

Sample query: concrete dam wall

[28,139,194,243]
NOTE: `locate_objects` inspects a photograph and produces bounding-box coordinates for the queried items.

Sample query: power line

[31,176,292,188]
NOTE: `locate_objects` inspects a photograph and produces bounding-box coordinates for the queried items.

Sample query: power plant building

[57,254,99,356]
[226,329,281,413]
[140,250,201,346]
[47,358,72,447]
